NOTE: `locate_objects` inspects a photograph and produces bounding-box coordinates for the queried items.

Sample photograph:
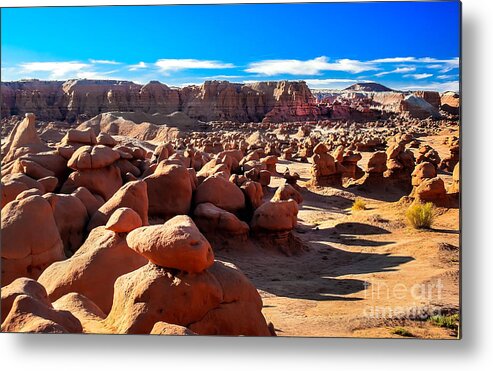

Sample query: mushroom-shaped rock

[357,151,388,188]
[412,177,448,204]
[240,180,264,212]
[194,174,245,214]
[367,151,388,173]
[37,226,147,314]
[260,155,278,173]
[106,207,143,233]
[272,183,303,204]
[309,144,342,187]
[193,203,249,240]
[61,164,122,201]
[88,180,148,231]
[144,163,192,220]
[1,195,65,285]
[283,168,300,185]
[412,162,436,186]
[341,150,363,180]
[251,200,298,233]
[68,145,121,170]
[127,215,214,273]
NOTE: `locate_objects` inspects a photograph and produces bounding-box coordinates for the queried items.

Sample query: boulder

[194,174,245,214]
[1,278,49,323]
[67,145,121,170]
[144,163,192,220]
[52,293,106,334]
[103,262,223,334]
[61,164,122,201]
[251,200,298,233]
[188,261,271,336]
[43,193,89,256]
[127,215,214,273]
[1,195,65,285]
[150,322,197,335]
[71,186,105,216]
[38,226,146,314]
[1,293,82,334]
[88,180,148,231]
[105,207,143,233]
[272,183,303,204]
[193,203,249,240]
[104,260,272,336]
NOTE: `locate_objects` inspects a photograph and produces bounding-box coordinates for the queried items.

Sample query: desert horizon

[1,78,459,94]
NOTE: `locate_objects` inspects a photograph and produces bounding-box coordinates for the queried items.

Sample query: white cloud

[203,75,244,79]
[20,61,90,79]
[404,73,433,80]
[375,66,416,77]
[437,74,458,80]
[155,59,235,75]
[245,56,379,76]
[398,80,459,92]
[128,62,148,71]
[75,70,123,80]
[89,59,121,65]
[371,56,459,66]
[370,57,417,63]
[18,60,124,80]
[304,78,372,89]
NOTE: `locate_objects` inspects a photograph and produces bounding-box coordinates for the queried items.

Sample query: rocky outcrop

[3,79,451,123]
[2,79,320,123]
[440,91,460,115]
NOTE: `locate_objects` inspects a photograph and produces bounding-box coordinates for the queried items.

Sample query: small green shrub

[428,314,459,331]
[406,202,435,229]
[391,327,414,337]
[352,198,367,211]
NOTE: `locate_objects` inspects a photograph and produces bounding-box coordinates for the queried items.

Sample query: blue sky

[1,2,460,91]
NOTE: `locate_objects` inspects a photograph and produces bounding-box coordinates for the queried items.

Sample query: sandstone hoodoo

[126,215,214,273]
[105,216,272,336]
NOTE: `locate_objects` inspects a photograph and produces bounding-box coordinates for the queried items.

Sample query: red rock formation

[1,79,320,123]
[440,91,460,115]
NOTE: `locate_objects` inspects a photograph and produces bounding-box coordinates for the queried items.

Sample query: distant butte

[343,82,394,92]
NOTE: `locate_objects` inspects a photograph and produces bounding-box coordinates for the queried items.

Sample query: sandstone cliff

[1,79,318,123]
